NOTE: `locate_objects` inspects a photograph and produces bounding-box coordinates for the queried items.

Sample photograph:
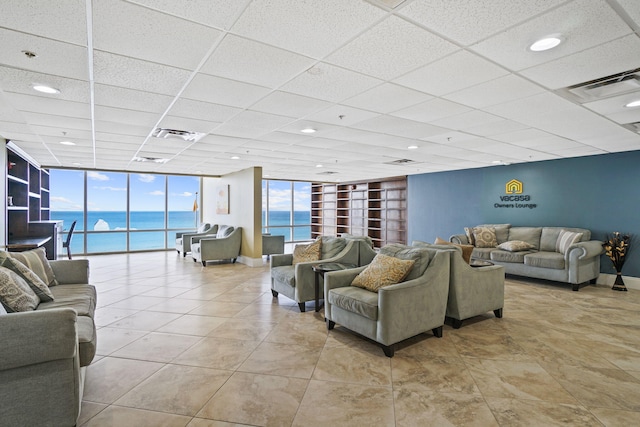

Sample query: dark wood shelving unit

[311,177,407,248]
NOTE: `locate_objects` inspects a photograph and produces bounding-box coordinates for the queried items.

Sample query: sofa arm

[271,254,293,268]
[450,234,469,245]
[567,240,604,260]
[0,308,78,371]
[49,259,89,284]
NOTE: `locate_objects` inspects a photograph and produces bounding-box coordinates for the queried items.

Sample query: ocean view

[51,210,311,254]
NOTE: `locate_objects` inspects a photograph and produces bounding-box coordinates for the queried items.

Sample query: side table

[312,262,357,313]
[469,259,494,268]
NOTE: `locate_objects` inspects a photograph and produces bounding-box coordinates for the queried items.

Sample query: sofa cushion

[1,248,57,286]
[524,252,565,270]
[473,227,498,248]
[0,257,54,302]
[540,227,591,251]
[497,240,535,252]
[434,237,473,263]
[40,284,96,317]
[0,266,40,312]
[77,315,97,367]
[556,230,583,254]
[329,286,379,320]
[292,240,321,265]
[352,253,415,292]
[471,248,494,260]
[490,249,530,264]
[320,236,347,259]
[478,224,511,244]
[271,265,296,287]
[379,244,430,281]
[508,227,542,250]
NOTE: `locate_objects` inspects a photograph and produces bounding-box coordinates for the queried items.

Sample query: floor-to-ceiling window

[50,169,200,255]
[262,180,311,243]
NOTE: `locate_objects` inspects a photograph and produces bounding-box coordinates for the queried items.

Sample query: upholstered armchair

[191,226,242,266]
[175,223,216,257]
[413,240,505,329]
[262,234,285,259]
[270,236,377,312]
[324,245,451,357]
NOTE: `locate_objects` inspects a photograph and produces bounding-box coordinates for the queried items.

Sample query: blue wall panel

[408,151,640,278]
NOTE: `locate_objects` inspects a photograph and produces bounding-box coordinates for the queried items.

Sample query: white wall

[202,167,262,266]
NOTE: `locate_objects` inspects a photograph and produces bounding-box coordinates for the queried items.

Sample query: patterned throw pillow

[0,257,54,302]
[497,240,535,252]
[556,230,583,254]
[351,254,415,292]
[3,247,57,286]
[0,266,40,312]
[292,240,321,265]
[463,227,476,246]
[472,227,498,248]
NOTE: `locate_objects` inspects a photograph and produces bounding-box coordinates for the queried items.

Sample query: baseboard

[596,273,640,290]
[238,256,264,267]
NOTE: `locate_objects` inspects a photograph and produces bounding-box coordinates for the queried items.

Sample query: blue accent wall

[408,150,640,278]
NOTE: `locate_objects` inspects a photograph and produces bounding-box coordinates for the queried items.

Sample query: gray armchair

[324,245,451,357]
[191,226,242,266]
[176,223,216,257]
[262,234,285,259]
[270,236,377,312]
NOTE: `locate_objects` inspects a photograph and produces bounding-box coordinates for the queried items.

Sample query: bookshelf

[311,177,407,248]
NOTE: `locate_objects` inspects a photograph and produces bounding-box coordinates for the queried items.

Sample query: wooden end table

[312,262,357,312]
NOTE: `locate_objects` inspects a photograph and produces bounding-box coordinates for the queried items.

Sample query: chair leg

[432,326,443,337]
[271,289,278,297]
[382,344,395,358]
[201,261,206,267]
[326,320,335,330]
[232,258,237,263]
[67,246,72,260]
[452,319,463,329]
[298,302,306,312]
[183,252,187,258]
[494,308,503,318]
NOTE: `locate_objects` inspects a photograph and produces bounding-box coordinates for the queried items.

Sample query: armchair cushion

[352,254,415,292]
[197,223,211,233]
[0,267,40,312]
[320,236,347,259]
[216,225,235,238]
[270,266,295,287]
[292,240,321,265]
[379,244,430,281]
[328,286,378,320]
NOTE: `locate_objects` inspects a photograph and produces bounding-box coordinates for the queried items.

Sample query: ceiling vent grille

[384,158,418,165]
[133,156,169,163]
[558,68,640,103]
[317,171,338,175]
[152,128,205,142]
[622,122,640,133]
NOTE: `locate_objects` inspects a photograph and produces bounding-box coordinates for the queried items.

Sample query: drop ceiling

[0,0,639,182]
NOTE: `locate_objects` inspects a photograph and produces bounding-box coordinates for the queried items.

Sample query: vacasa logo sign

[494,179,537,209]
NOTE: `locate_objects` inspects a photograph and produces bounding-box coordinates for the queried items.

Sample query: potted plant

[603,232,631,291]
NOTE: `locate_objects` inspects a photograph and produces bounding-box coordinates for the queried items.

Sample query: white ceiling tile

[93,51,191,96]
[225,110,295,131]
[342,83,432,114]
[470,0,632,71]
[230,0,385,58]
[398,0,565,46]
[464,119,529,137]
[157,116,219,134]
[201,34,315,89]
[277,120,341,137]
[443,75,545,109]
[485,92,577,121]
[392,98,472,123]
[304,105,379,126]
[281,62,382,102]
[420,131,478,145]
[353,115,450,139]
[0,66,90,102]
[209,123,269,139]
[128,0,250,30]
[251,91,331,117]
[94,121,151,137]
[259,131,310,144]
[4,93,89,119]
[520,35,640,90]
[95,106,158,128]
[394,50,509,96]
[550,146,608,157]
[182,73,271,108]
[22,112,91,131]
[167,98,241,123]
[326,15,457,80]
[490,128,555,144]
[94,84,173,113]
[612,0,640,27]
[606,108,640,125]
[582,92,640,116]
[429,110,504,131]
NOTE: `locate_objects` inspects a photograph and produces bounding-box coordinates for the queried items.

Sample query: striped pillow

[0,266,39,312]
[0,257,54,302]
[555,230,583,254]
[2,248,58,286]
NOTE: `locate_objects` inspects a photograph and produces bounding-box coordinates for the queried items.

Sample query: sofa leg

[572,284,580,291]
[298,302,306,312]
[232,258,237,263]
[590,278,597,284]
[183,252,187,258]
[327,320,335,330]
[452,319,463,329]
[432,326,443,337]
[201,261,206,267]
[271,289,278,297]
[382,344,395,358]
[494,308,503,318]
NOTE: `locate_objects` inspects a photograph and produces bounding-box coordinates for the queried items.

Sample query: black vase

[612,271,627,292]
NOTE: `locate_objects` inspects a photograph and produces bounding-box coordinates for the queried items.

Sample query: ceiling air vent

[317,171,338,175]
[621,122,640,133]
[384,158,418,165]
[558,68,640,103]
[133,156,169,163]
[152,128,205,142]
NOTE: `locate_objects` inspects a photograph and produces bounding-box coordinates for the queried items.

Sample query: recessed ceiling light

[231,156,240,160]
[59,141,75,146]
[316,164,323,168]
[301,127,316,134]
[625,100,640,108]
[529,36,562,52]
[32,84,60,94]
[407,145,418,150]
[72,162,82,166]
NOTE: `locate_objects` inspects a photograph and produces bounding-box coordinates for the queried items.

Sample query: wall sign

[494,179,537,209]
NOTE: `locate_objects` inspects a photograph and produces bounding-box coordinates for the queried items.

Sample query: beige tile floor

[78,251,640,427]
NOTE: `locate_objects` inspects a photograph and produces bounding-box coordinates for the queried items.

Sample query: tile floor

[78,251,640,426]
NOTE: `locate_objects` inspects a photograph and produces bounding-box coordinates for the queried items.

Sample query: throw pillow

[0,257,54,302]
[292,240,321,265]
[556,230,583,254]
[472,227,498,248]
[434,237,473,264]
[463,227,475,246]
[379,244,429,281]
[497,240,535,252]
[216,226,234,238]
[5,247,57,286]
[0,266,40,312]
[352,253,415,292]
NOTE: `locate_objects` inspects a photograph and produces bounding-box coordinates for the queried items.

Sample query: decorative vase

[612,271,627,292]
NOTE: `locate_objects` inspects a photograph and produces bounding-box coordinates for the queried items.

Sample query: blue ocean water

[51,210,311,254]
